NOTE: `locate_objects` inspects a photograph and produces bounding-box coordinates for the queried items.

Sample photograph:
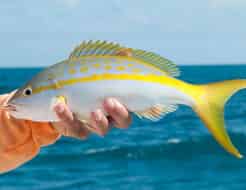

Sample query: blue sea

[1,65,246,190]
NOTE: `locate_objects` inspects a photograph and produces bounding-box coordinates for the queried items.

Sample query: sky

[0,0,246,67]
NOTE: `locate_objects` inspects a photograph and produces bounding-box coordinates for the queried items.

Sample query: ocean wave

[166,138,182,144]
[35,132,246,165]
[80,132,246,159]
[84,146,120,155]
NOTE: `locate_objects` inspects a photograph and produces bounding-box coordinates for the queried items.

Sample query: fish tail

[192,79,246,158]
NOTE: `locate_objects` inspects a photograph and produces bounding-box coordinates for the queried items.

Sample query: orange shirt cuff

[0,92,61,173]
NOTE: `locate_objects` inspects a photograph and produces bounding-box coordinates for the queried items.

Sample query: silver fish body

[9,56,192,122]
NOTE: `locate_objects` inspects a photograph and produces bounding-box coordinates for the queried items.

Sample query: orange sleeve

[0,93,61,173]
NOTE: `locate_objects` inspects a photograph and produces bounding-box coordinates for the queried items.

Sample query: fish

[3,40,246,158]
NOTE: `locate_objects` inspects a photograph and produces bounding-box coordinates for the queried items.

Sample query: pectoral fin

[50,95,67,109]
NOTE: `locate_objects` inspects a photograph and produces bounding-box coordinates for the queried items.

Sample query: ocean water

[1,65,246,190]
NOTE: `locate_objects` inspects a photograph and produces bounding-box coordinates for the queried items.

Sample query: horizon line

[0,62,245,68]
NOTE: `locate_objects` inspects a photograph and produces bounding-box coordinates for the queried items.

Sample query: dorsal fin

[69,40,180,77]
[115,48,133,57]
[131,49,180,77]
[69,40,123,59]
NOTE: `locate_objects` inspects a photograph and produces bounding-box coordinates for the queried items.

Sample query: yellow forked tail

[192,79,246,158]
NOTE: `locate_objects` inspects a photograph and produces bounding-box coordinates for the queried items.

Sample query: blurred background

[1,1,246,190]
[1,0,246,67]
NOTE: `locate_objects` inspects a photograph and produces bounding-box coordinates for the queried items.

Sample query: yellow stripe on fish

[32,73,193,95]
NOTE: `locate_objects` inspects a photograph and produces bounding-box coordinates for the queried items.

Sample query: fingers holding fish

[52,102,110,138]
[53,120,90,140]
[53,101,73,122]
[89,109,109,136]
[103,98,131,129]
[52,102,89,139]
[52,98,131,138]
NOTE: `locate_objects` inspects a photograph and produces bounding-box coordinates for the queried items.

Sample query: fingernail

[107,98,115,109]
[94,109,102,122]
[114,100,124,112]
[56,104,65,113]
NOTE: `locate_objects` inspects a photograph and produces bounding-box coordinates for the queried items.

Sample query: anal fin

[134,104,178,121]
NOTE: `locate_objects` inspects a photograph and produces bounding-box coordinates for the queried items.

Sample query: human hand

[52,98,131,139]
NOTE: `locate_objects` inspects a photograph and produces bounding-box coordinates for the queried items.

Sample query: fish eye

[23,87,32,96]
